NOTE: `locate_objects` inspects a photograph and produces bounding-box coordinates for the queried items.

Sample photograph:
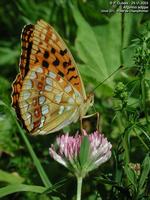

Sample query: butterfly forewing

[12,20,88,135]
[29,20,86,96]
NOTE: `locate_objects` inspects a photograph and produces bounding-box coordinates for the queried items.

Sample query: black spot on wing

[36,48,41,54]
[68,59,71,65]
[53,58,60,66]
[68,75,78,81]
[51,48,56,54]
[60,49,67,56]
[74,82,79,86]
[44,51,49,58]
[58,71,64,77]
[63,59,72,68]
[67,67,75,75]
[63,61,68,68]
[42,60,49,68]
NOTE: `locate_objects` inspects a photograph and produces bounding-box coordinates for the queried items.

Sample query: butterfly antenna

[92,65,123,92]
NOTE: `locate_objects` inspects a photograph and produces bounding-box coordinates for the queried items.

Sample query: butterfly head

[80,93,94,117]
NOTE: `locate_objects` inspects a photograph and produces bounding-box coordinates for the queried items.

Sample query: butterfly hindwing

[18,66,81,134]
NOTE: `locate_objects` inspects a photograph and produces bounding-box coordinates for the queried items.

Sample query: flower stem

[76,176,83,200]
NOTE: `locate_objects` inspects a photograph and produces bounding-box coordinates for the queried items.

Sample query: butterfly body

[12,20,94,135]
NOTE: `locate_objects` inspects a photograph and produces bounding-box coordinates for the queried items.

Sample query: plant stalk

[120,0,125,66]
[76,176,83,200]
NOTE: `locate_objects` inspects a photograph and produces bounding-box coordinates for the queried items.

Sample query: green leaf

[0,76,11,104]
[79,136,90,167]
[124,165,137,189]
[0,184,46,198]
[78,0,109,26]
[0,111,19,156]
[71,5,108,83]
[93,14,121,74]
[0,170,24,184]
[0,47,19,66]
[138,153,150,192]
[79,64,113,97]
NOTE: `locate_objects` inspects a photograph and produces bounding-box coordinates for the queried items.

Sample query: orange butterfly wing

[12,20,87,135]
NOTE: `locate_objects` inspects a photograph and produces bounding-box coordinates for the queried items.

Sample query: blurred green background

[0,0,150,199]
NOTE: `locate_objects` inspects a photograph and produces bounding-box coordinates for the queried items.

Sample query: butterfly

[11,19,94,135]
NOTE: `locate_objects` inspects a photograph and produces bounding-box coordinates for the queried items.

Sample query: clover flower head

[49,130,112,178]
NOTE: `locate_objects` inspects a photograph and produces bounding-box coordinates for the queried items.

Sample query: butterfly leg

[80,112,100,133]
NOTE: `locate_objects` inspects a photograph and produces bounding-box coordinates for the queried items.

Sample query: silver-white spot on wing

[39,116,45,128]
[30,71,36,79]
[30,123,34,130]
[48,71,56,79]
[68,97,75,104]
[36,67,43,73]
[39,130,47,135]
[45,85,52,91]
[74,91,83,104]
[46,77,52,85]
[23,91,30,100]
[55,92,63,104]
[20,101,29,112]
[26,112,31,119]
[58,105,65,115]
[66,106,72,111]
[64,85,72,93]
[39,96,46,105]
[25,112,32,125]
[42,104,49,115]
[26,80,32,89]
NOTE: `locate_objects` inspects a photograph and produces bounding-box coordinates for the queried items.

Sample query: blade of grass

[0,101,51,188]
[134,128,149,151]
[16,120,52,188]
[0,170,24,184]
[0,184,46,198]
[138,153,150,194]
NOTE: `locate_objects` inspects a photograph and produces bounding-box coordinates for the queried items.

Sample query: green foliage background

[0,0,150,199]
